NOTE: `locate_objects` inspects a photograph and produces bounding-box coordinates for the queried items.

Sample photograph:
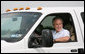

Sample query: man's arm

[53,36,70,42]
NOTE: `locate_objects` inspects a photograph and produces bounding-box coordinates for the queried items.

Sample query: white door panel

[24,8,84,53]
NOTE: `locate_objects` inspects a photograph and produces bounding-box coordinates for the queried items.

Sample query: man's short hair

[52,16,63,24]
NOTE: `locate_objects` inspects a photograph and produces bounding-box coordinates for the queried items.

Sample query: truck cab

[1,7,84,53]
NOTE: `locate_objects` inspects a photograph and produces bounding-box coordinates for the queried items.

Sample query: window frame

[39,13,78,42]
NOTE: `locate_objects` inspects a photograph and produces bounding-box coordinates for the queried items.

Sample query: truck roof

[2,7,84,14]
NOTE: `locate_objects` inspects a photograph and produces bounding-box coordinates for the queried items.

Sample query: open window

[28,13,77,48]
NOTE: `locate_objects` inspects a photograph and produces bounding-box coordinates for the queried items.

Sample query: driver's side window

[28,13,77,48]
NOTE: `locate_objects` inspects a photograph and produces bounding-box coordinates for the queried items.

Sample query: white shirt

[52,28,70,40]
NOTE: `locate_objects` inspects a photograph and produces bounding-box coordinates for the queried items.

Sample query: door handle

[71,49,77,52]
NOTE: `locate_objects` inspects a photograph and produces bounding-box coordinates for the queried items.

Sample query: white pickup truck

[1,7,84,53]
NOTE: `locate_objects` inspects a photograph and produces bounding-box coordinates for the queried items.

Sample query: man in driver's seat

[52,17,70,42]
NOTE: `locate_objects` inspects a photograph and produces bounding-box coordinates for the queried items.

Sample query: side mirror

[42,29,53,47]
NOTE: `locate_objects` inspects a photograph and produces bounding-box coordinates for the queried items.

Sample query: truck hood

[1,40,25,53]
[1,40,11,51]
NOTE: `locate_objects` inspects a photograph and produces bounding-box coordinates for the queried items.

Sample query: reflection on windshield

[1,12,42,42]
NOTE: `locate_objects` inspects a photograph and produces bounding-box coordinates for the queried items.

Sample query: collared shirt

[52,28,70,40]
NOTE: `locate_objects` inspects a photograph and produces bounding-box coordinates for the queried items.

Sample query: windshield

[1,12,42,42]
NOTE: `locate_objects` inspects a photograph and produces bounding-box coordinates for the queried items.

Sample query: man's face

[53,19,63,32]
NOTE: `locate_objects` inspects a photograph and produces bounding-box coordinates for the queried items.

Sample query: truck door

[25,8,84,53]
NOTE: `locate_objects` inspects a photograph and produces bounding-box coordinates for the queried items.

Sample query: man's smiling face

[53,19,63,32]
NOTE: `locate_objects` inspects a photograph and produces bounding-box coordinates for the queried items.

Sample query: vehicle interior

[81,12,84,23]
[28,13,77,48]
